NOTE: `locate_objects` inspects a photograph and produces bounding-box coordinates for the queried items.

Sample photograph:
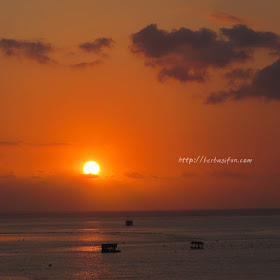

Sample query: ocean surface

[0,209,279,280]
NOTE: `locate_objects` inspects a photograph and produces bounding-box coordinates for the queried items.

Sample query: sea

[0,209,279,280]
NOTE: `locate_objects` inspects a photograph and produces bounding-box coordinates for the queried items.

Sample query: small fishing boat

[125,219,133,226]
[190,241,204,249]
[101,243,121,253]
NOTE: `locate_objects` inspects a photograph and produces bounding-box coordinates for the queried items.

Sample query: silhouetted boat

[126,219,133,226]
[101,243,121,253]
[190,241,204,249]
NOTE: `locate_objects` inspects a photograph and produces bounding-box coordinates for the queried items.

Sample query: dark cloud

[124,171,144,179]
[69,60,103,69]
[207,11,245,25]
[131,24,251,83]
[158,66,206,82]
[0,141,22,146]
[224,68,255,87]
[221,25,280,50]
[206,58,280,104]
[224,68,255,81]
[79,38,114,55]
[131,24,280,104]
[0,38,53,64]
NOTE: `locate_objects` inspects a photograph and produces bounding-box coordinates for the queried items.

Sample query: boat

[190,241,204,249]
[125,219,133,226]
[101,243,121,253]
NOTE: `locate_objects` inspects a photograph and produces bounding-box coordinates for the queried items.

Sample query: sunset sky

[1,0,280,211]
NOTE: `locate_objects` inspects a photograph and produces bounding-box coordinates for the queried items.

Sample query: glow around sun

[83,161,100,175]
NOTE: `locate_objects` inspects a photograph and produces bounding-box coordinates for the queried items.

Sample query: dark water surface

[0,209,279,279]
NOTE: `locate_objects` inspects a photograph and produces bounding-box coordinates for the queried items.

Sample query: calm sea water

[0,210,279,280]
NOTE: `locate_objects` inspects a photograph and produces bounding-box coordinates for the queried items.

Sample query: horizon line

[1,207,279,214]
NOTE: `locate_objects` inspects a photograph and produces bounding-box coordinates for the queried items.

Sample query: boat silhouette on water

[101,243,121,253]
[125,219,133,226]
[190,241,204,249]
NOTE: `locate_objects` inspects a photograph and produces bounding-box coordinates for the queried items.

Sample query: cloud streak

[26,142,71,147]
[0,38,53,64]
[207,11,245,25]
[0,141,22,146]
[69,60,103,69]
[124,171,144,179]
[79,37,114,55]
[0,141,71,147]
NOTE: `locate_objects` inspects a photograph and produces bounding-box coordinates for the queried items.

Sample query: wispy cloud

[79,37,114,56]
[124,170,144,179]
[0,38,54,64]
[0,141,22,146]
[26,142,71,147]
[0,141,71,147]
[69,60,103,69]
[207,11,245,25]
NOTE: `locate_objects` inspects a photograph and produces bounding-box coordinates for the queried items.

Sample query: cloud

[124,171,144,179]
[0,38,53,64]
[221,25,280,50]
[26,142,71,147]
[224,68,255,81]
[224,68,256,87]
[79,37,114,55]
[131,24,251,83]
[131,24,280,104]
[158,66,206,82]
[69,60,103,69]
[207,11,245,25]
[0,141,71,147]
[206,58,280,104]
[0,141,22,146]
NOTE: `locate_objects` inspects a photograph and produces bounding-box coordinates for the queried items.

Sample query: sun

[83,161,100,175]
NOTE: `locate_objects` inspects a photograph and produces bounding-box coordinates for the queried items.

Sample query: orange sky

[0,0,280,211]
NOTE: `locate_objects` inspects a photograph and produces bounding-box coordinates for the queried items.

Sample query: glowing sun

[83,161,100,175]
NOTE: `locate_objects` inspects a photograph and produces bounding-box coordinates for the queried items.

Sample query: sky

[0,0,280,211]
